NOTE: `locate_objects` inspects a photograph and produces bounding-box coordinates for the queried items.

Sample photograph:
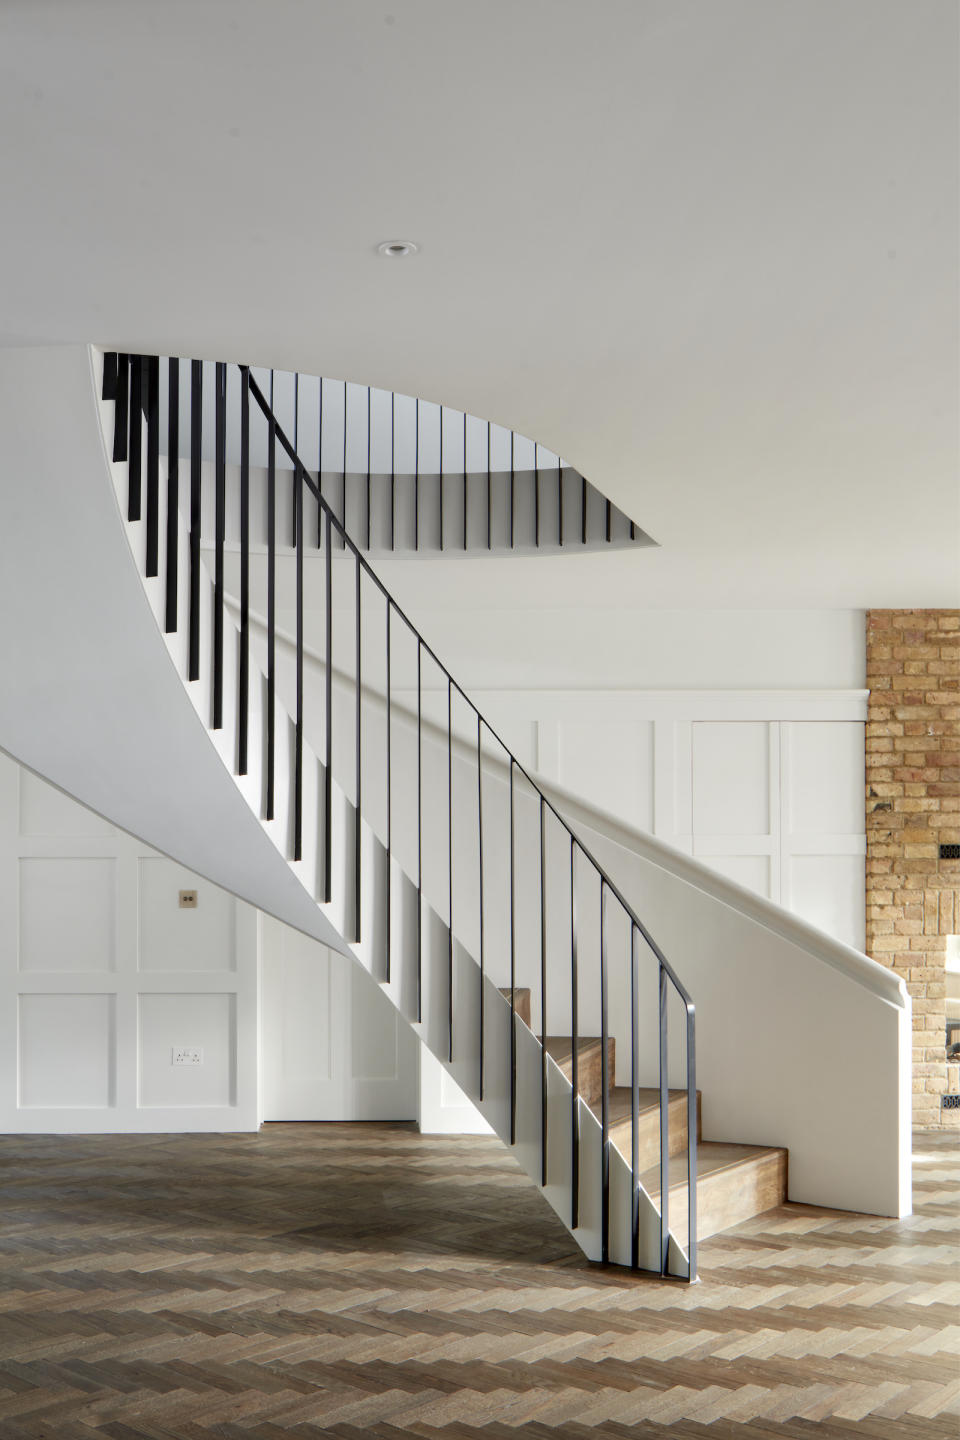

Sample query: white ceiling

[2,0,957,605]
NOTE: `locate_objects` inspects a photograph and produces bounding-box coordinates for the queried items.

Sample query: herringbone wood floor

[0,1124,956,1438]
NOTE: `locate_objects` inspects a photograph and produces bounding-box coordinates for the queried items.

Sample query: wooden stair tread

[636,1141,788,1241]
[543,1034,609,1062]
[605,1085,693,1124]
[638,1140,786,1198]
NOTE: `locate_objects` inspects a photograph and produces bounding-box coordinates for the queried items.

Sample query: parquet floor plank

[0,1126,955,1436]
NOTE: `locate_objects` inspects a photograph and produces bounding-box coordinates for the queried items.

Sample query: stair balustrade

[101,351,697,1279]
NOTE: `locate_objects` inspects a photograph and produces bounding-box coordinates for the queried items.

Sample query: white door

[259,917,418,1120]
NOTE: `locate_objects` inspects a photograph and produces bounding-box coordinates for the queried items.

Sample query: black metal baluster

[581,474,587,546]
[534,442,540,548]
[414,397,420,551]
[323,508,333,903]
[266,373,276,820]
[509,759,516,1145]
[317,376,324,547]
[354,552,362,940]
[540,796,548,1187]
[630,925,640,1269]
[447,676,453,1062]
[558,455,563,547]
[213,362,226,730]
[342,381,348,547]
[486,420,492,551]
[606,496,612,544]
[390,391,396,551]
[291,372,299,547]
[112,353,129,462]
[416,640,422,1020]
[686,1000,698,1281]
[294,463,304,862]
[102,350,118,401]
[238,366,250,774]
[145,356,160,576]
[630,519,636,541]
[164,357,179,634]
[659,961,669,1274]
[462,411,468,551]
[128,355,143,521]
[365,385,371,550]
[477,713,485,1099]
[510,431,515,548]
[570,836,579,1229]
[385,601,392,981]
[188,359,202,682]
[600,880,610,1264]
[439,404,444,551]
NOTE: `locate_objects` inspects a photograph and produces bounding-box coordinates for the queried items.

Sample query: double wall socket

[172,1046,203,1066]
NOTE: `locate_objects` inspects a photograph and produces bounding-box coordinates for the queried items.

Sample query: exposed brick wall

[865,609,959,1129]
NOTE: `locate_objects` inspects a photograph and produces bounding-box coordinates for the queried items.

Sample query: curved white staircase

[93,347,802,1281]
[0,344,911,1286]
[93,351,703,1277]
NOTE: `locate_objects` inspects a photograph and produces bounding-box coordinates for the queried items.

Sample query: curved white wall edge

[538,776,904,1012]
[0,345,349,959]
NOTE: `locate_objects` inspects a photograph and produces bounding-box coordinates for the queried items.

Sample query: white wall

[340,571,867,693]
[260,915,418,1121]
[0,752,259,1132]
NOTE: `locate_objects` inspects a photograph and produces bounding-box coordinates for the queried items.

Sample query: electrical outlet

[172,1046,203,1066]
[942,1093,960,1110]
[179,890,198,908]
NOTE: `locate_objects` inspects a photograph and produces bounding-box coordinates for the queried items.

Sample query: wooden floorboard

[0,1124,956,1437]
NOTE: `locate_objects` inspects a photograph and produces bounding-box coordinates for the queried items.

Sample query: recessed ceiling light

[377,239,418,258]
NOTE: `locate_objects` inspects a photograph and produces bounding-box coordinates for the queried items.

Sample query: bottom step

[638,1142,788,1242]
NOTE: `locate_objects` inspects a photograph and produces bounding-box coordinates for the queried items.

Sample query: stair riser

[547,1040,616,1107]
[665,1150,788,1243]
[609,1094,700,1171]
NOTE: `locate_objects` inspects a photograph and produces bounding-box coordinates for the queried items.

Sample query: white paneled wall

[0,752,259,1131]
[492,690,867,951]
[259,916,418,1120]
